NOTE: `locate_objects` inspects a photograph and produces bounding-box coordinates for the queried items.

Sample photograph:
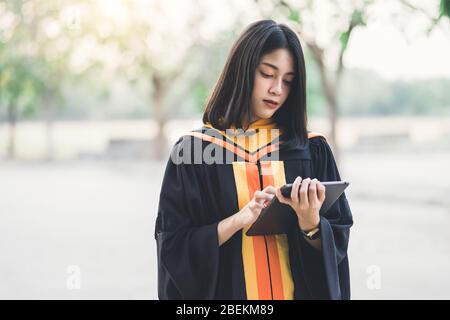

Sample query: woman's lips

[263,100,279,108]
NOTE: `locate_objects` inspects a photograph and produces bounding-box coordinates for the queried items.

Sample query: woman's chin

[257,111,276,119]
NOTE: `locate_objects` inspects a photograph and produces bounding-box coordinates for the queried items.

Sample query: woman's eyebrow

[261,62,295,75]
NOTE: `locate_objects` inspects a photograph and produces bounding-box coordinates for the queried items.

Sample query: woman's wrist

[298,215,320,232]
[218,213,243,246]
[298,215,321,244]
[232,209,247,231]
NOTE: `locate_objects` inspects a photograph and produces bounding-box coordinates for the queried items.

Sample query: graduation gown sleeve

[296,137,354,300]
[154,137,220,299]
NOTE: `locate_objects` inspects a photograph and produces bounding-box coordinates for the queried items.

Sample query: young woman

[155,20,353,300]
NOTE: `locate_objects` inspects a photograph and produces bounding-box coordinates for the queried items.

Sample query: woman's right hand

[234,186,277,229]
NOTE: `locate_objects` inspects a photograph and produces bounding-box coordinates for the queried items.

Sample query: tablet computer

[245,181,349,236]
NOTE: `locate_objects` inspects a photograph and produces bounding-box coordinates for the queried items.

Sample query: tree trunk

[314,56,340,164]
[44,91,55,161]
[329,101,339,165]
[7,102,17,159]
[152,75,169,161]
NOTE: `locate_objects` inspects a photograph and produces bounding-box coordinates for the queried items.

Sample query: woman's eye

[261,71,292,85]
[260,72,273,78]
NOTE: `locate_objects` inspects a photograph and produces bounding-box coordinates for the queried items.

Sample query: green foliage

[351,10,366,27]
[0,0,76,122]
[340,9,367,51]
[192,82,210,113]
[339,32,350,52]
[440,0,450,18]
[287,8,301,24]
[0,57,41,117]
[304,49,327,116]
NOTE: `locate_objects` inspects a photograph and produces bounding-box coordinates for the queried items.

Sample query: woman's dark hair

[202,19,308,149]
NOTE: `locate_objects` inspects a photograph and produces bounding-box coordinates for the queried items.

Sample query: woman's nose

[269,80,283,95]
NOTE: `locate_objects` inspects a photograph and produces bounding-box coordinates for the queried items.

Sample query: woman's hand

[234,185,276,229]
[276,177,326,231]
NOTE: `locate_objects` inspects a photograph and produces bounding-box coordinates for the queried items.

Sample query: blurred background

[1,0,449,299]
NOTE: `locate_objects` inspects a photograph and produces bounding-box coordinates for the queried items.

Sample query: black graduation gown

[154,127,353,300]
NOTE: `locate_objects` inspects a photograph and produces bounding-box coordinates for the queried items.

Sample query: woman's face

[250,48,295,122]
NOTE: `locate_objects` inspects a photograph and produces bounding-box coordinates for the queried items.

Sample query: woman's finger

[250,201,264,211]
[254,190,273,203]
[317,181,326,203]
[309,178,319,204]
[291,176,302,204]
[276,187,290,205]
[262,185,277,195]
[299,178,311,208]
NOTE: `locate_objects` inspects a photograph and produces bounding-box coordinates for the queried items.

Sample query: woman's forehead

[259,49,295,74]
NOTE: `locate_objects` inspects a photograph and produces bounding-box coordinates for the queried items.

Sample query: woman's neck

[242,115,260,129]
[241,117,276,130]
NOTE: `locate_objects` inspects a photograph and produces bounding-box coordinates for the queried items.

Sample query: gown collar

[236,117,277,131]
[194,118,312,160]
[203,117,280,153]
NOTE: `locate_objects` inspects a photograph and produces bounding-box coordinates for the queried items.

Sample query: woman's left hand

[276,177,326,231]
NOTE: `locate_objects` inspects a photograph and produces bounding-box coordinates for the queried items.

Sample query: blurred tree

[0,0,78,160]
[0,59,40,159]
[400,0,450,34]
[442,0,450,19]
[257,0,374,162]
[74,0,215,160]
[0,1,41,159]
[26,0,75,161]
[255,0,448,162]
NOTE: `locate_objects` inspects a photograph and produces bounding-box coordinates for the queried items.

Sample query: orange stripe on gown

[245,162,272,300]
[260,161,284,300]
[232,160,294,300]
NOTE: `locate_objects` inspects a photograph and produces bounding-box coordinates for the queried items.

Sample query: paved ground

[1,151,449,299]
